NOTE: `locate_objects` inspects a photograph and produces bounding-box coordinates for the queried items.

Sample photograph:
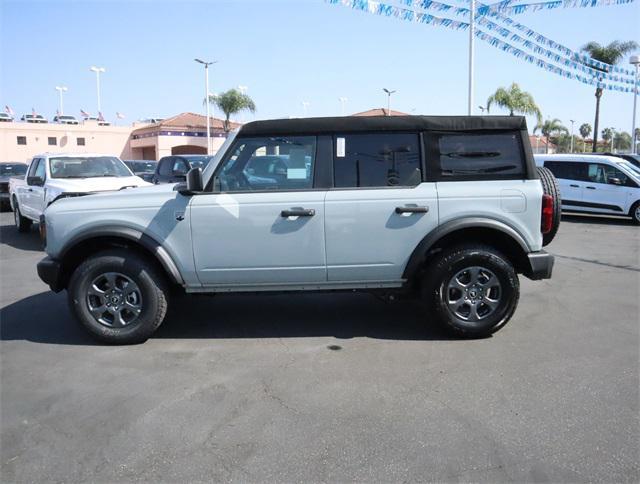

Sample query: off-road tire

[537,166,561,246]
[68,249,169,344]
[13,200,32,233]
[422,244,520,338]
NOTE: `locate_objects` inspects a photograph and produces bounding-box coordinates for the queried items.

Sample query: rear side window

[430,132,524,179]
[544,161,588,181]
[333,133,422,188]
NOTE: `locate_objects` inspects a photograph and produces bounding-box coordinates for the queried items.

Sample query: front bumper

[525,251,554,280]
[37,256,64,292]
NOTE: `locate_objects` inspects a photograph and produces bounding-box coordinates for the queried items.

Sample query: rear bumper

[37,256,64,292]
[525,251,554,280]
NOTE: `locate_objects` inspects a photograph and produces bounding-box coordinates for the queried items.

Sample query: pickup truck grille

[0,182,8,193]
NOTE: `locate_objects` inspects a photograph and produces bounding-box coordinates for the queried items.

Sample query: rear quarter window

[428,131,525,180]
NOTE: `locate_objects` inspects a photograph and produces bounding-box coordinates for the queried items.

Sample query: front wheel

[630,201,640,225]
[68,249,169,344]
[422,244,520,338]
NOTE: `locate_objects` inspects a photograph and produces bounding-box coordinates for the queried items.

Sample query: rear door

[324,132,438,283]
[543,160,586,209]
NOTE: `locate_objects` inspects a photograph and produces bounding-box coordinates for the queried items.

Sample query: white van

[534,154,640,224]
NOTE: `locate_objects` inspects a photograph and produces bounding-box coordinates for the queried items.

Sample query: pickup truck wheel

[13,201,32,233]
[68,249,169,344]
[422,245,519,338]
[537,166,561,246]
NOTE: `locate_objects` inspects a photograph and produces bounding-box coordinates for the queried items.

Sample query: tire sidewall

[69,252,166,343]
[632,202,640,224]
[429,249,519,337]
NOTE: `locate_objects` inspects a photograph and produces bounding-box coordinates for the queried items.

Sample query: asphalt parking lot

[0,211,638,483]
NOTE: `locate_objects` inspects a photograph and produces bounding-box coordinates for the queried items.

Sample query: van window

[544,161,588,181]
[431,132,524,179]
[333,133,421,188]
[587,163,632,186]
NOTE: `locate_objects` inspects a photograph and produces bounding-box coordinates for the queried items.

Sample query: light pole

[55,86,67,115]
[610,127,615,152]
[195,58,217,154]
[339,97,348,116]
[383,88,396,115]
[570,119,575,152]
[468,0,476,115]
[89,66,105,114]
[302,101,310,117]
[535,135,540,154]
[630,55,639,154]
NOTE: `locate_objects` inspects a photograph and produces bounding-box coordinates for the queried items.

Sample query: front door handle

[569,184,580,188]
[395,206,429,214]
[281,208,315,217]
[586,186,596,190]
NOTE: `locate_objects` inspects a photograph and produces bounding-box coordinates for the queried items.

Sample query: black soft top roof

[239,115,527,137]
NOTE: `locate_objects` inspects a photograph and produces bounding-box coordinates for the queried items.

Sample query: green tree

[486,83,542,124]
[580,40,638,152]
[613,131,631,151]
[206,88,256,132]
[579,123,592,152]
[535,118,568,154]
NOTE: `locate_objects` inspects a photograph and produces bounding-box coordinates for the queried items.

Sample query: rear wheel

[422,244,520,338]
[68,249,169,344]
[537,166,561,246]
[13,200,32,233]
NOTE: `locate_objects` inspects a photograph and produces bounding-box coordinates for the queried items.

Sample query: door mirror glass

[27,176,44,186]
[609,177,623,186]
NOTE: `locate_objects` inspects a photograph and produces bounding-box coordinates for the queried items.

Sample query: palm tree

[486,83,542,124]
[534,118,568,154]
[580,40,638,152]
[579,123,592,152]
[206,88,256,132]
[601,127,614,151]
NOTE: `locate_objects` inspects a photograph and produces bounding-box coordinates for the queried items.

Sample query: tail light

[541,194,553,234]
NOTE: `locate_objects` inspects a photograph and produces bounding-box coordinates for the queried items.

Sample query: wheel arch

[57,227,184,289]
[403,218,532,282]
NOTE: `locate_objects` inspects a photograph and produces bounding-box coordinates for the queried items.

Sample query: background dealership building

[0,112,238,163]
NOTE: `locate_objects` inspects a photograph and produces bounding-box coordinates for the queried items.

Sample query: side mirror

[609,177,623,186]
[27,176,44,186]
[186,167,203,192]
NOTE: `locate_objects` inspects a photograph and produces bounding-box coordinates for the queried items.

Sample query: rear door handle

[569,184,580,188]
[586,186,596,190]
[395,206,429,214]
[281,208,315,217]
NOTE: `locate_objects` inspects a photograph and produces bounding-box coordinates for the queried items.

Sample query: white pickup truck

[9,153,150,232]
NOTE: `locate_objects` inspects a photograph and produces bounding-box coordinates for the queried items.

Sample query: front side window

[28,158,42,178]
[34,159,46,179]
[588,163,630,186]
[172,159,189,175]
[432,132,524,179]
[216,136,316,192]
[334,133,421,188]
[49,156,131,178]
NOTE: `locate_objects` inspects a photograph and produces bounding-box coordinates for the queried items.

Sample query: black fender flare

[402,217,532,280]
[58,226,184,285]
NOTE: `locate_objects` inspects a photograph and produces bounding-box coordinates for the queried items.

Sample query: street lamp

[238,85,248,122]
[339,97,348,116]
[570,119,575,153]
[610,127,616,152]
[630,55,639,154]
[55,86,68,115]
[195,58,217,155]
[383,88,396,116]
[89,66,105,114]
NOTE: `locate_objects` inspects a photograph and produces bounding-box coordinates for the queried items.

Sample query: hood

[47,176,150,193]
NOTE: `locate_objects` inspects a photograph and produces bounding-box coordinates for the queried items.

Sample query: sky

[1,0,639,136]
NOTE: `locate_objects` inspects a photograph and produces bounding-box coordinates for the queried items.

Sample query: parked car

[0,162,28,209]
[0,112,13,122]
[535,153,640,223]
[588,152,640,169]
[9,153,150,232]
[123,160,157,183]
[53,115,80,125]
[152,155,214,184]
[83,117,111,126]
[37,115,558,344]
[21,114,47,123]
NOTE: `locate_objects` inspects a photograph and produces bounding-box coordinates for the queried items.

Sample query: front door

[324,132,438,283]
[190,135,327,287]
[583,162,630,214]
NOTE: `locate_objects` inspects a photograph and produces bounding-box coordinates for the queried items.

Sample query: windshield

[131,162,156,174]
[183,156,214,170]
[49,156,132,178]
[618,160,640,178]
[0,163,27,176]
